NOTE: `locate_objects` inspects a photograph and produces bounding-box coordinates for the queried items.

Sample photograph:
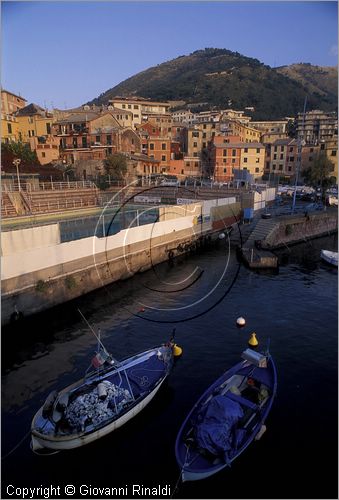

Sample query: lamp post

[12,158,22,191]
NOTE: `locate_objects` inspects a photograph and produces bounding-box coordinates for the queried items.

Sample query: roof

[214,142,265,149]
[128,153,160,164]
[272,138,296,146]
[16,103,49,117]
[55,112,100,124]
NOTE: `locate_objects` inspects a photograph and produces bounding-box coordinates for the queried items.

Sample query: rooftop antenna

[292,96,307,214]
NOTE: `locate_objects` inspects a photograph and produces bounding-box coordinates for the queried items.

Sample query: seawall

[1,200,241,325]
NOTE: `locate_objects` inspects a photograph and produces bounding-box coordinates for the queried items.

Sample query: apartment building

[1,114,19,143]
[251,120,288,134]
[1,89,27,115]
[146,137,171,172]
[296,110,338,144]
[108,96,171,128]
[219,119,261,142]
[29,136,60,165]
[16,103,54,142]
[239,143,265,180]
[54,111,140,164]
[210,138,241,182]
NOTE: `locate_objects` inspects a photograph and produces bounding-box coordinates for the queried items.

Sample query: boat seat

[225,391,258,411]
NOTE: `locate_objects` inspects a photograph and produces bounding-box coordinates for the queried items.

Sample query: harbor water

[1,233,338,499]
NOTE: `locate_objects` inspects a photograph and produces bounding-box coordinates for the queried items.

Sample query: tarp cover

[195,395,244,458]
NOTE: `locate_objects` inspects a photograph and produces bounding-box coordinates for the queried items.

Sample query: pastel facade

[1,89,27,115]
[108,97,170,128]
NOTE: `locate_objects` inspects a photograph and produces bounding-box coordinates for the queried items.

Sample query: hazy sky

[1,1,338,109]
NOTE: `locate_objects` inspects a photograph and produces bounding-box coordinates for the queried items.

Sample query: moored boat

[175,347,277,481]
[320,250,338,267]
[31,342,175,452]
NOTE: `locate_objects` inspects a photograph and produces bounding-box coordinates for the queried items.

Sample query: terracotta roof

[16,103,49,117]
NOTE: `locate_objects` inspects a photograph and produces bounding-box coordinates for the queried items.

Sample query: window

[309,157,313,161]
[96,136,100,142]
[280,154,284,160]
[243,157,248,163]
[150,143,154,150]
[128,104,131,109]
[82,137,87,147]
[273,164,276,170]
[122,104,126,109]
[211,124,215,129]
[46,123,51,134]
[223,159,227,163]
[125,115,129,120]
[161,155,166,161]
[108,148,112,155]
[274,146,277,152]
[203,124,206,129]
[255,167,259,173]
[320,144,325,150]
[41,152,46,158]
[280,146,284,151]
[193,142,198,148]
[256,148,260,154]
[288,167,292,171]
[223,168,227,173]
[310,148,313,153]
[331,150,337,156]
[195,162,199,167]
[31,130,35,136]
[223,150,227,157]
[7,123,12,134]
[256,158,260,163]
[160,143,166,150]
[192,131,199,137]
[273,154,277,160]
[202,142,206,148]
[232,149,236,156]
[279,164,283,170]
[289,147,293,152]
[106,134,112,145]
[134,105,139,109]
[244,148,248,153]
[186,162,190,167]
[232,158,236,163]
[203,133,206,138]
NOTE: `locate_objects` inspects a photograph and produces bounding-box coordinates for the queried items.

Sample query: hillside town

[1,89,338,192]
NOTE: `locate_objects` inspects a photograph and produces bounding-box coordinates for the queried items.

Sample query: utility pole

[12,158,22,191]
[292,97,307,214]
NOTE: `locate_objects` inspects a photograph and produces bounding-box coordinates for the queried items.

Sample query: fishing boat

[31,341,176,453]
[320,250,338,267]
[175,347,277,481]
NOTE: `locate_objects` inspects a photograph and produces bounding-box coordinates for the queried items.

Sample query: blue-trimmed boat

[31,342,175,453]
[175,348,277,481]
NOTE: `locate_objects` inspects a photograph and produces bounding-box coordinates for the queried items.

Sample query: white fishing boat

[31,342,175,452]
[320,250,338,267]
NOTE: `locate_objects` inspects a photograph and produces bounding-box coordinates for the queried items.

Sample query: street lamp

[12,158,22,191]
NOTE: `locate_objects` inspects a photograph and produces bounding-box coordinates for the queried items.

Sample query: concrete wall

[1,199,241,325]
[263,212,338,249]
[1,224,60,256]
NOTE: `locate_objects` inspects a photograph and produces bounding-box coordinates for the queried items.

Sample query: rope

[2,429,31,460]
[171,443,190,498]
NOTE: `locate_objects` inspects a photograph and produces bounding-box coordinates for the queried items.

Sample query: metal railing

[1,180,97,192]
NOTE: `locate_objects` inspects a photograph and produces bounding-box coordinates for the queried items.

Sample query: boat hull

[321,250,338,267]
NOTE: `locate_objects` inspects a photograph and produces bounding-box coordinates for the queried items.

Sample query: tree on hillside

[103,153,127,180]
[302,153,336,203]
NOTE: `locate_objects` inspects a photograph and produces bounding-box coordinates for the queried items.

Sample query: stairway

[243,218,278,249]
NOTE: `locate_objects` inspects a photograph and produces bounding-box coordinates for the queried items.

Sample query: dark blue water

[2,234,338,499]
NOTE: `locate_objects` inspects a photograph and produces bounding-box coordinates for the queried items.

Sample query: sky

[1,1,338,109]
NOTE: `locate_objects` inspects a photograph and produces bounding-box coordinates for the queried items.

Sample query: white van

[160,178,180,187]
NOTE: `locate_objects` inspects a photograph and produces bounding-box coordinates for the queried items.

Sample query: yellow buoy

[173,343,183,357]
[248,332,259,347]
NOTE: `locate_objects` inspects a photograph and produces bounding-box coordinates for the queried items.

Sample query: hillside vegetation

[89,48,338,120]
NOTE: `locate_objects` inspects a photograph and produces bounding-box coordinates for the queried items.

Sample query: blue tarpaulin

[195,395,244,458]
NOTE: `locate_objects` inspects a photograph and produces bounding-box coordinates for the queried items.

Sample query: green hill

[88,48,338,120]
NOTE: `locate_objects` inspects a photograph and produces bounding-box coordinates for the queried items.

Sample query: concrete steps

[244,219,278,248]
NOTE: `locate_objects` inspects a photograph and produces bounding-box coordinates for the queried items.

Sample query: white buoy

[218,232,226,239]
[236,317,246,327]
